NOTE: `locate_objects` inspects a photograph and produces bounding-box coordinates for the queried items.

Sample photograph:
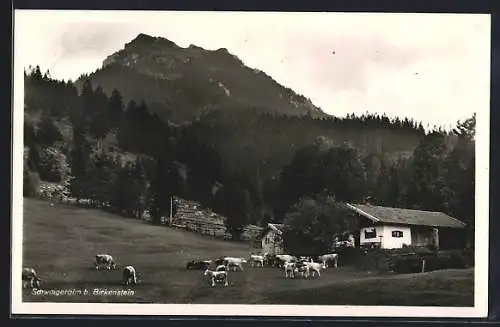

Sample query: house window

[364,228,377,239]
[392,230,403,238]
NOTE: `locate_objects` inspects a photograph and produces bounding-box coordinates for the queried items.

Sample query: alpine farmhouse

[261,203,468,252]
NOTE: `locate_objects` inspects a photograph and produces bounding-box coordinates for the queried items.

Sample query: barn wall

[411,226,433,247]
[261,230,284,254]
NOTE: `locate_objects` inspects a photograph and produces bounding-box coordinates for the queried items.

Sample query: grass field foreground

[21,198,474,306]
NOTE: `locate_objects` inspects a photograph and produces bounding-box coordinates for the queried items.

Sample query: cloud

[58,22,135,56]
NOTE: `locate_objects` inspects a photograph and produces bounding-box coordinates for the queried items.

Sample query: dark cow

[186,259,212,270]
[214,257,226,266]
[95,254,117,270]
[263,254,279,267]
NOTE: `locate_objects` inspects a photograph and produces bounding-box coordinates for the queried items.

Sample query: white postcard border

[11,10,491,318]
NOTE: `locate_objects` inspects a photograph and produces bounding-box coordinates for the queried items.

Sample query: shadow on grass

[262,269,474,306]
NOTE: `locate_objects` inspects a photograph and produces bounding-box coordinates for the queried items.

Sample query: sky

[14,11,491,130]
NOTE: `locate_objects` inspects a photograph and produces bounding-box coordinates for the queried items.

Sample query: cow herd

[188,252,340,287]
[22,252,340,291]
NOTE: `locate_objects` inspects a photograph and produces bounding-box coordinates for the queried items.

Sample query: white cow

[22,267,41,289]
[303,261,327,278]
[276,254,296,262]
[283,262,296,279]
[204,269,229,287]
[122,266,137,285]
[95,254,117,270]
[275,254,297,267]
[318,253,339,268]
[224,257,247,272]
[249,254,264,268]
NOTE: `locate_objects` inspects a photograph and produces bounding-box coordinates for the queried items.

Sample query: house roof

[345,203,467,228]
[267,223,284,235]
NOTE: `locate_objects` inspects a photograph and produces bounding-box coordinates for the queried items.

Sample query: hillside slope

[22,198,473,305]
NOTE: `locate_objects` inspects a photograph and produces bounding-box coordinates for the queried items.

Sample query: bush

[424,252,468,271]
[390,250,468,274]
[38,147,71,183]
[23,171,40,197]
[460,248,474,267]
[337,247,471,274]
[394,245,433,255]
[389,254,424,273]
[336,247,393,272]
[39,181,71,203]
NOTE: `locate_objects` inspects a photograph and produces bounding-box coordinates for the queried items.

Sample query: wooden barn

[261,223,285,255]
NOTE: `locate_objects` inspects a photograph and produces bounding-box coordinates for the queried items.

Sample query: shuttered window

[364,229,377,239]
[392,230,403,238]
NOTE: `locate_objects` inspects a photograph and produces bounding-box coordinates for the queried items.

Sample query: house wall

[360,225,411,249]
[261,230,284,254]
[359,226,385,247]
[382,225,412,249]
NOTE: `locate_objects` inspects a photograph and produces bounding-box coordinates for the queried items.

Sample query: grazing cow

[224,257,247,272]
[293,263,310,278]
[122,266,137,285]
[276,254,296,262]
[95,254,117,270]
[22,268,41,289]
[298,256,316,264]
[263,253,278,267]
[274,257,286,268]
[204,269,229,287]
[283,262,296,278]
[303,261,327,278]
[249,254,264,268]
[214,257,225,266]
[186,259,212,270]
[318,253,339,268]
[275,254,297,268]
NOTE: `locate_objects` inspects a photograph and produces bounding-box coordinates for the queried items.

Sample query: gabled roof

[345,203,466,228]
[266,223,284,235]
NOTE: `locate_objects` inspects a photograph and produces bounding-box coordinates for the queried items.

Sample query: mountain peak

[135,33,155,41]
[93,33,326,120]
[125,33,178,49]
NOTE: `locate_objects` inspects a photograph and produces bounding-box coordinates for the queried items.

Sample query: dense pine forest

[23,65,475,240]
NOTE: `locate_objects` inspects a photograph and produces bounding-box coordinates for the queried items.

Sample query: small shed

[261,223,285,255]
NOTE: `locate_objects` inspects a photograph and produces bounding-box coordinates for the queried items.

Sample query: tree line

[23,65,475,242]
[277,115,475,254]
